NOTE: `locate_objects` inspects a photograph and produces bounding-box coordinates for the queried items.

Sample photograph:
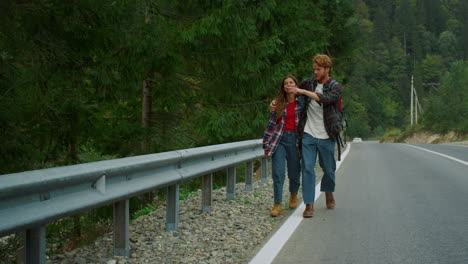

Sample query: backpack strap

[335,134,345,161]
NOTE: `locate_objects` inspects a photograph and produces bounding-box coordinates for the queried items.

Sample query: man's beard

[315,73,326,83]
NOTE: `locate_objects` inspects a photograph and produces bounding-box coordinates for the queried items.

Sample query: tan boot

[289,193,298,209]
[270,203,281,217]
[303,204,314,218]
[325,192,335,209]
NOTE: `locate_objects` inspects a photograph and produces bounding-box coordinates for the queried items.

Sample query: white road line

[249,142,352,264]
[405,144,468,166]
[441,144,468,148]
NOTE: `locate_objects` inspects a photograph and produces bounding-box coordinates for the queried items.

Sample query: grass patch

[395,124,425,142]
[0,235,21,264]
[131,203,158,223]
[379,128,402,143]
[180,187,194,200]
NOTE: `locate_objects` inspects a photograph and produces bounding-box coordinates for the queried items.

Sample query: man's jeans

[271,131,301,203]
[301,133,336,204]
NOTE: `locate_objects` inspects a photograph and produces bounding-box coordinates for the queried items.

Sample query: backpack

[337,98,347,138]
[335,100,347,161]
[332,83,348,161]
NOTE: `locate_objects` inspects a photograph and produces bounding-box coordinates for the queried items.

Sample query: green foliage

[78,144,118,163]
[344,92,371,138]
[179,187,194,200]
[131,203,158,223]
[421,55,444,87]
[395,123,425,142]
[382,128,402,138]
[342,0,466,139]
[439,31,459,65]
[423,61,468,133]
[0,0,362,175]
[0,234,21,264]
[379,128,402,143]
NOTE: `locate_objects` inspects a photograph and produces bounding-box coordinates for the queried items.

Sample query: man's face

[313,63,330,82]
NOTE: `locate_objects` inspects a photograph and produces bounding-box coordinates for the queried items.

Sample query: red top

[284,100,296,131]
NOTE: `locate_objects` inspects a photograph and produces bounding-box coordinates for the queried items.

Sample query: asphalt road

[272,142,468,264]
[412,144,468,162]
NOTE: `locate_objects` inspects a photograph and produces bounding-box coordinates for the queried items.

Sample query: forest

[1,0,467,260]
[1,0,467,175]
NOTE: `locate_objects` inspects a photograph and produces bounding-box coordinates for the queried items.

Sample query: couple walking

[262,54,344,218]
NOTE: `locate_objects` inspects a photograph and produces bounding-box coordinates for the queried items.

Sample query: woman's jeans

[271,131,301,203]
[301,133,336,204]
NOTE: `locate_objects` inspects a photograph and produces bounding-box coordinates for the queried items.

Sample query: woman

[263,75,303,217]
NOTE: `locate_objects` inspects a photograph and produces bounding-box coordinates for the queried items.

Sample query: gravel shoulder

[48,175,304,264]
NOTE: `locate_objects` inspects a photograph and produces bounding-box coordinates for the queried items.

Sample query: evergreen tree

[424,61,468,133]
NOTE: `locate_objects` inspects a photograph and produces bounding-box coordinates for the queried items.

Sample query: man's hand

[295,89,320,102]
[269,100,277,112]
[289,87,303,95]
[264,153,269,159]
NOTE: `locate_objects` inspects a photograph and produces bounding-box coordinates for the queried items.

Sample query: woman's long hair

[275,75,299,119]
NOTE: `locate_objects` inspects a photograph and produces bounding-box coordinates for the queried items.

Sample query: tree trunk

[68,119,80,163]
[142,79,152,129]
[69,132,80,163]
[140,2,155,202]
[141,80,154,201]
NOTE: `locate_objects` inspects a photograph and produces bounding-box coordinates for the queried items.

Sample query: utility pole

[411,75,414,125]
[415,96,418,124]
[410,76,425,125]
[413,87,424,125]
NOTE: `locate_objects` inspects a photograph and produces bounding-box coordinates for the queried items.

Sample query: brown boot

[270,203,281,217]
[303,204,314,218]
[325,192,335,209]
[289,193,298,209]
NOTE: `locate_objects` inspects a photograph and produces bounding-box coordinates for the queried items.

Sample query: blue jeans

[301,133,336,204]
[271,131,301,203]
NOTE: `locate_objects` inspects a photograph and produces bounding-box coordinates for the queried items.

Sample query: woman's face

[283,77,297,93]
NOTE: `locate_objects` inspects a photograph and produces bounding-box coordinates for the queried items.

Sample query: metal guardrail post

[113,200,129,256]
[269,157,272,177]
[166,184,180,231]
[22,226,46,264]
[245,161,253,192]
[202,174,213,213]
[226,167,236,200]
[261,158,268,183]
[16,243,25,264]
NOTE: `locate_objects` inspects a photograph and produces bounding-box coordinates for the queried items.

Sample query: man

[271,54,343,218]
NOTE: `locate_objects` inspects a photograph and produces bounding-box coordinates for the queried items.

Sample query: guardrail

[0,139,269,264]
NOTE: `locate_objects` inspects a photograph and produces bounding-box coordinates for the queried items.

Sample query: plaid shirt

[263,97,304,157]
[297,77,344,141]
